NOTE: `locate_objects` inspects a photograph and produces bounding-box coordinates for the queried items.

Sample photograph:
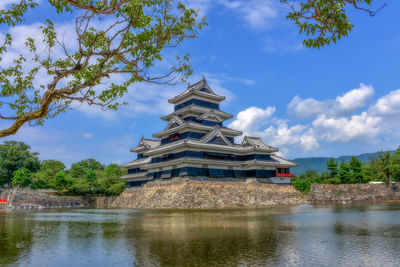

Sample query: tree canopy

[70,158,104,178]
[368,149,400,186]
[0,141,40,186]
[12,167,33,188]
[40,160,66,174]
[0,0,205,137]
[327,158,338,177]
[291,149,400,192]
[282,0,386,48]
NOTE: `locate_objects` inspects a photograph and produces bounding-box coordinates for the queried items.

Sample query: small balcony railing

[276,173,296,177]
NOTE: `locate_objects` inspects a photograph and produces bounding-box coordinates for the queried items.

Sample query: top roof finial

[138,135,145,145]
[202,75,206,81]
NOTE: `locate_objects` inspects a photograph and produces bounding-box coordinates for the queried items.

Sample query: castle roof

[198,109,224,122]
[241,136,278,151]
[161,105,233,121]
[121,156,151,168]
[270,154,298,167]
[120,172,150,181]
[143,137,279,156]
[168,76,225,104]
[144,156,296,171]
[130,137,160,152]
[162,114,186,131]
[153,121,242,138]
[200,126,233,146]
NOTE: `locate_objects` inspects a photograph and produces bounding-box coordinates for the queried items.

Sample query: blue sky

[1,0,400,166]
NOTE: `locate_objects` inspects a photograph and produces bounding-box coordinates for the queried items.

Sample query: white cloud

[312,112,381,143]
[219,0,279,29]
[300,130,320,151]
[260,121,319,151]
[228,107,319,152]
[285,83,381,145]
[229,83,395,155]
[228,106,275,133]
[287,96,327,119]
[370,89,400,116]
[335,84,374,114]
[287,84,375,118]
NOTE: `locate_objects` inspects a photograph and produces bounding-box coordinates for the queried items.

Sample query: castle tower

[121,77,297,186]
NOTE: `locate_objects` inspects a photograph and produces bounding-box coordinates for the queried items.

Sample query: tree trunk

[385,174,390,187]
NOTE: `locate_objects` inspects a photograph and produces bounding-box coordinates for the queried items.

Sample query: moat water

[0,203,399,266]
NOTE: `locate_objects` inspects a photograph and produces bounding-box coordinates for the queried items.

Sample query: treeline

[0,141,127,196]
[292,148,400,193]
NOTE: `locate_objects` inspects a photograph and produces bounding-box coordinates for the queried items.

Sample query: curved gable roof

[163,114,186,131]
[241,136,278,151]
[168,76,225,103]
[197,109,224,122]
[130,136,160,152]
[200,126,233,146]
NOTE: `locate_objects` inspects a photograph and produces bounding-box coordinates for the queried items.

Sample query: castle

[121,77,297,186]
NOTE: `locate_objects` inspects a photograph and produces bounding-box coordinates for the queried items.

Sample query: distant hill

[290,151,395,175]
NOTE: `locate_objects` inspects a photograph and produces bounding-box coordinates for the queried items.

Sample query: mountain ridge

[290,150,395,175]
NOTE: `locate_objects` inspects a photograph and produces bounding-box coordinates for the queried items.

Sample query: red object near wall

[277,173,296,177]
[0,199,8,203]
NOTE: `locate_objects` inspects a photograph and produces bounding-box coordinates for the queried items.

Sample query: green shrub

[12,168,32,188]
[291,178,313,193]
[70,158,104,178]
[85,169,97,182]
[70,179,92,195]
[103,163,126,178]
[54,171,69,190]
[31,173,50,189]
[105,180,126,196]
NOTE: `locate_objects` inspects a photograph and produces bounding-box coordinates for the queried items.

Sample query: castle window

[169,133,180,141]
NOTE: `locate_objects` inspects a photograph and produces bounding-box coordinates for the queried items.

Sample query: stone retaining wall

[3,182,400,210]
[308,183,400,203]
[0,188,92,209]
[96,178,307,209]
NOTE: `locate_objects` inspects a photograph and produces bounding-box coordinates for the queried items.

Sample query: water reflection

[125,209,296,266]
[0,212,33,265]
[0,204,399,266]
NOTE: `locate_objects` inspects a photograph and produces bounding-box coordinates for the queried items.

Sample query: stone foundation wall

[308,183,400,203]
[97,178,307,209]
[0,188,92,209]
[3,182,400,210]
